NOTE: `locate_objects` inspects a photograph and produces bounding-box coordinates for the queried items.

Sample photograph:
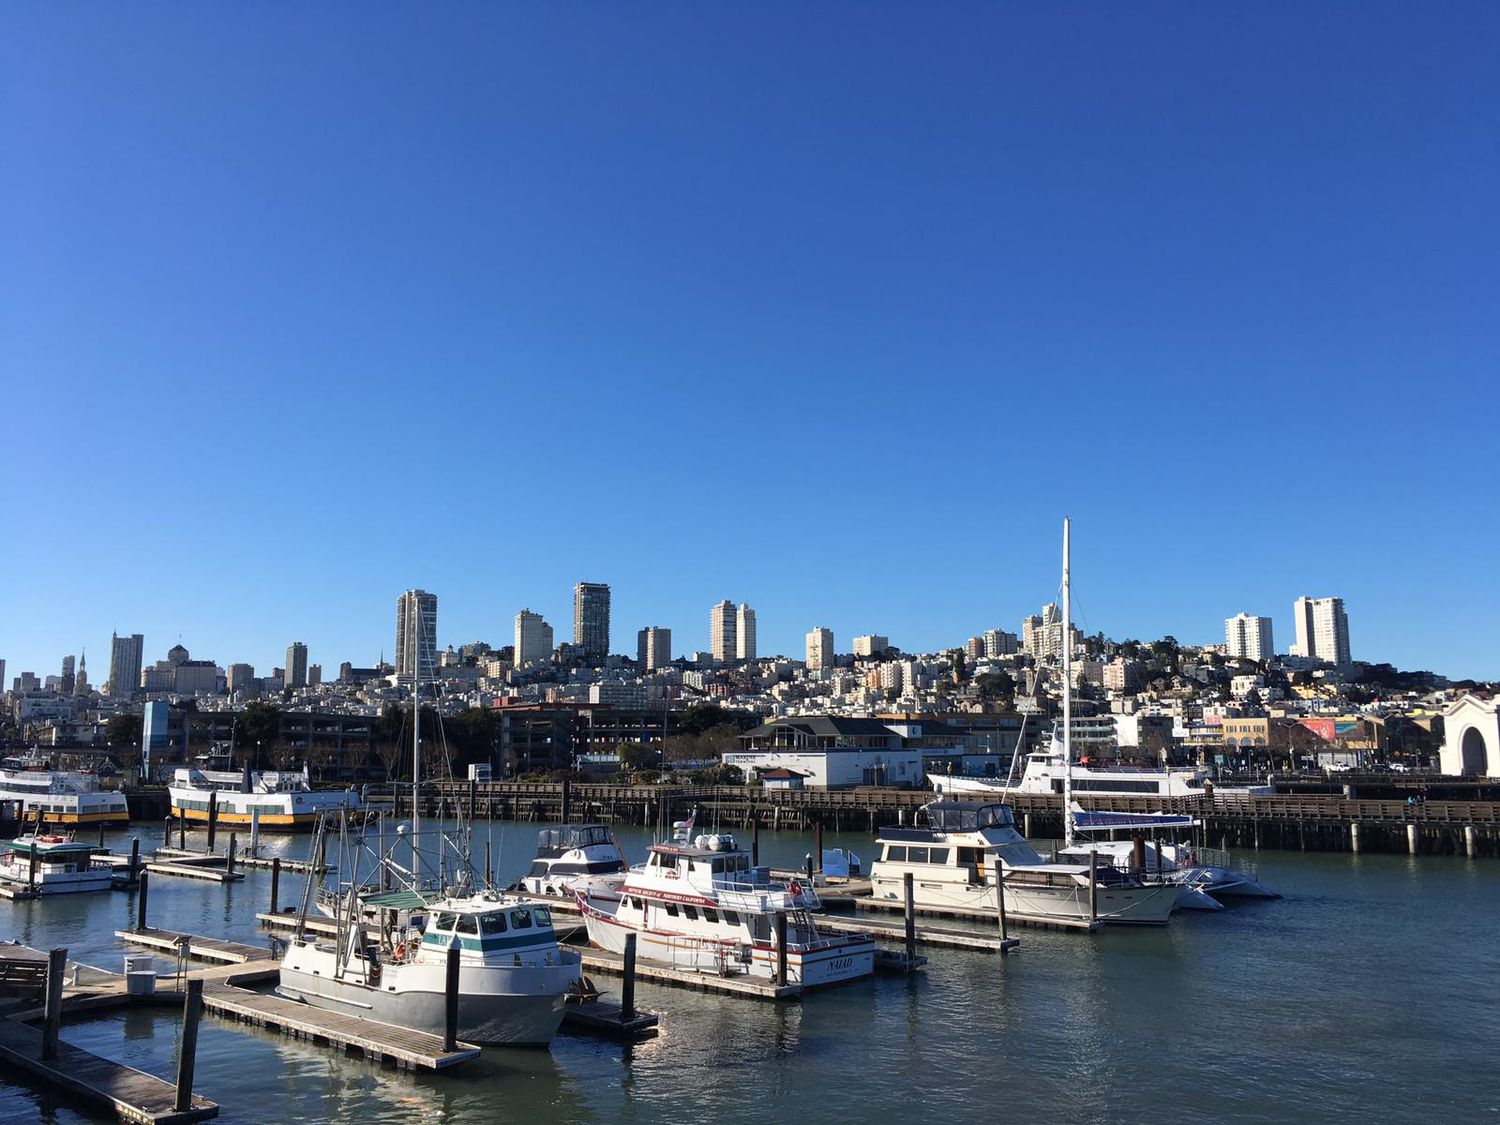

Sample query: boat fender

[394,942,407,961]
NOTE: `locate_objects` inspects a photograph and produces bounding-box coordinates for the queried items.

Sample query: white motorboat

[519,824,628,898]
[0,833,116,894]
[169,750,359,831]
[869,801,1178,925]
[0,753,129,826]
[278,890,583,1045]
[930,750,1219,799]
[576,825,875,987]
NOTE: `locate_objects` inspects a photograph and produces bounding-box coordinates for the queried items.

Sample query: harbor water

[1,821,1496,1123]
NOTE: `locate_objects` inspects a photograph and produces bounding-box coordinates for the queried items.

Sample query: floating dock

[817,912,1019,953]
[116,928,276,966]
[854,896,1100,932]
[0,1017,219,1124]
[577,945,802,1001]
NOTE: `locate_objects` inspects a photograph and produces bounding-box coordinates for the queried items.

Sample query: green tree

[105,713,142,749]
[235,701,281,766]
[617,741,657,771]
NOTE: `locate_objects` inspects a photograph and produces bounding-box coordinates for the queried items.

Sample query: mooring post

[1089,850,1099,923]
[42,947,67,1061]
[995,869,1010,949]
[1406,823,1418,856]
[814,821,824,874]
[1024,812,1033,838]
[179,812,187,851]
[174,978,203,1113]
[443,946,461,1052]
[98,823,106,849]
[1465,825,1477,858]
[270,857,281,914]
[227,833,237,877]
[903,872,916,961]
[250,807,261,857]
[206,791,218,853]
[621,932,638,1018]
[136,871,150,932]
[164,815,172,851]
[129,837,141,881]
[775,912,789,986]
[1350,822,1361,854]
[752,818,760,867]
[28,844,39,893]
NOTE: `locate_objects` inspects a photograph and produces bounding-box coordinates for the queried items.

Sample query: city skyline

[4,7,1496,681]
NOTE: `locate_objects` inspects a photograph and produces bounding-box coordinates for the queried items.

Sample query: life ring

[394,943,407,960]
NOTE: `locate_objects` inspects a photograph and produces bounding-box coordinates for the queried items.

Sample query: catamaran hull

[276,953,578,1046]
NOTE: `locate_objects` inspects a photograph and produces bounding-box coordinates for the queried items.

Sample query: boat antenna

[1062,517,1075,849]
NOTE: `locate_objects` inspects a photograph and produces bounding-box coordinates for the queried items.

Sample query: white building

[1224,613,1274,661]
[710,600,736,663]
[982,630,1019,658]
[852,635,888,658]
[1440,695,1499,777]
[395,589,438,681]
[514,609,554,668]
[1290,596,1351,665]
[805,627,834,671]
[636,626,672,672]
[736,603,757,662]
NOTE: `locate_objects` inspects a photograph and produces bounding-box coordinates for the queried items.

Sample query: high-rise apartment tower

[573,582,611,664]
[394,589,439,682]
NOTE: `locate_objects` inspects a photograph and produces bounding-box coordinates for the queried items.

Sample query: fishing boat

[0,833,116,894]
[519,824,628,897]
[278,666,582,1045]
[169,750,359,831]
[575,823,876,986]
[0,752,129,826]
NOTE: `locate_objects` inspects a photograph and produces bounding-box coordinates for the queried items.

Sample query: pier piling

[996,873,1010,949]
[227,834,237,877]
[1350,822,1361,853]
[41,948,66,1061]
[1407,823,1419,856]
[443,947,461,1052]
[815,822,823,874]
[174,978,203,1114]
[621,932,638,1019]
[136,871,150,931]
[1088,851,1099,923]
[775,914,789,986]
[751,820,759,867]
[1465,825,1477,858]
[903,873,916,962]
[269,858,281,914]
[206,793,218,853]
[129,837,140,881]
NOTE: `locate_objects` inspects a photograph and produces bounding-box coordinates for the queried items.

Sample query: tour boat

[519,823,628,898]
[574,827,876,986]
[869,801,1178,925]
[930,753,1277,799]
[169,751,359,831]
[0,753,129,826]
[0,834,116,894]
[278,890,583,1045]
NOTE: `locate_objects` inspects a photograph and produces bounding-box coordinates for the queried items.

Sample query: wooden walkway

[0,1017,217,1124]
[855,896,1100,932]
[816,912,1017,953]
[579,946,802,1001]
[115,928,275,965]
[199,984,479,1071]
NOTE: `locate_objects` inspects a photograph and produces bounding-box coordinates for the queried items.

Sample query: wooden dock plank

[199,985,479,1070]
[115,928,274,965]
[145,863,245,883]
[578,947,801,1001]
[0,1017,217,1124]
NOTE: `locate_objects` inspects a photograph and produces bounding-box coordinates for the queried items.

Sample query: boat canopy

[536,825,613,850]
[921,802,1017,832]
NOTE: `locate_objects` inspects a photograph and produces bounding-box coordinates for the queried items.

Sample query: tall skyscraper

[1291,596,1350,665]
[710,600,737,663]
[806,627,834,670]
[394,589,439,682]
[573,582,611,664]
[108,632,144,700]
[515,610,554,667]
[637,626,672,672]
[60,655,75,695]
[736,604,756,662]
[1225,614,1274,661]
[285,642,309,689]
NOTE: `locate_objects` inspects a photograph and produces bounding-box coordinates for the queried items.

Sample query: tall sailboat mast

[412,653,421,869]
[1061,517,1074,849]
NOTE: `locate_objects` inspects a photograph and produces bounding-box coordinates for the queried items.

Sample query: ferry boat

[0,833,116,894]
[929,746,1276,800]
[870,801,1178,926]
[169,752,358,831]
[519,824,628,897]
[575,829,876,986]
[278,890,583,1045]
[0,753,129,826]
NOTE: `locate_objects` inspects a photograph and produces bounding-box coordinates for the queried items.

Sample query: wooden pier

[197,983,480,1071]
[116,928,275,966]
[0,1017,218,1124]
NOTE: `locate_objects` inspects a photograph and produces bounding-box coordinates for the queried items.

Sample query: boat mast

[412,652,421,880]
[1062,517,1074,849]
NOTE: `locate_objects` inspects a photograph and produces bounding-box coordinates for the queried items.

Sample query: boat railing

[715,879,821,912]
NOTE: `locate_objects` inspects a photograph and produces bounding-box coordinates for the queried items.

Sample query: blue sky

[2,4,1496,681]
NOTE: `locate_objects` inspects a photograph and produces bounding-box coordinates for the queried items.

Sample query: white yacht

[169,751,359,831]
[931,749,1217,799]
[278,890,583,1045]
[519,824,628,898]
[0,833,116,894]
[869,801,1178,926]
[0,753,129,826]
[576,829,875,987]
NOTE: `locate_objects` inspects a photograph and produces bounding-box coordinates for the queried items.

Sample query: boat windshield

[924,803,1016,832]
[537,825,613,850]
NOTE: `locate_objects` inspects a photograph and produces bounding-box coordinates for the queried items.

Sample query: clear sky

[2,4,1496,682]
